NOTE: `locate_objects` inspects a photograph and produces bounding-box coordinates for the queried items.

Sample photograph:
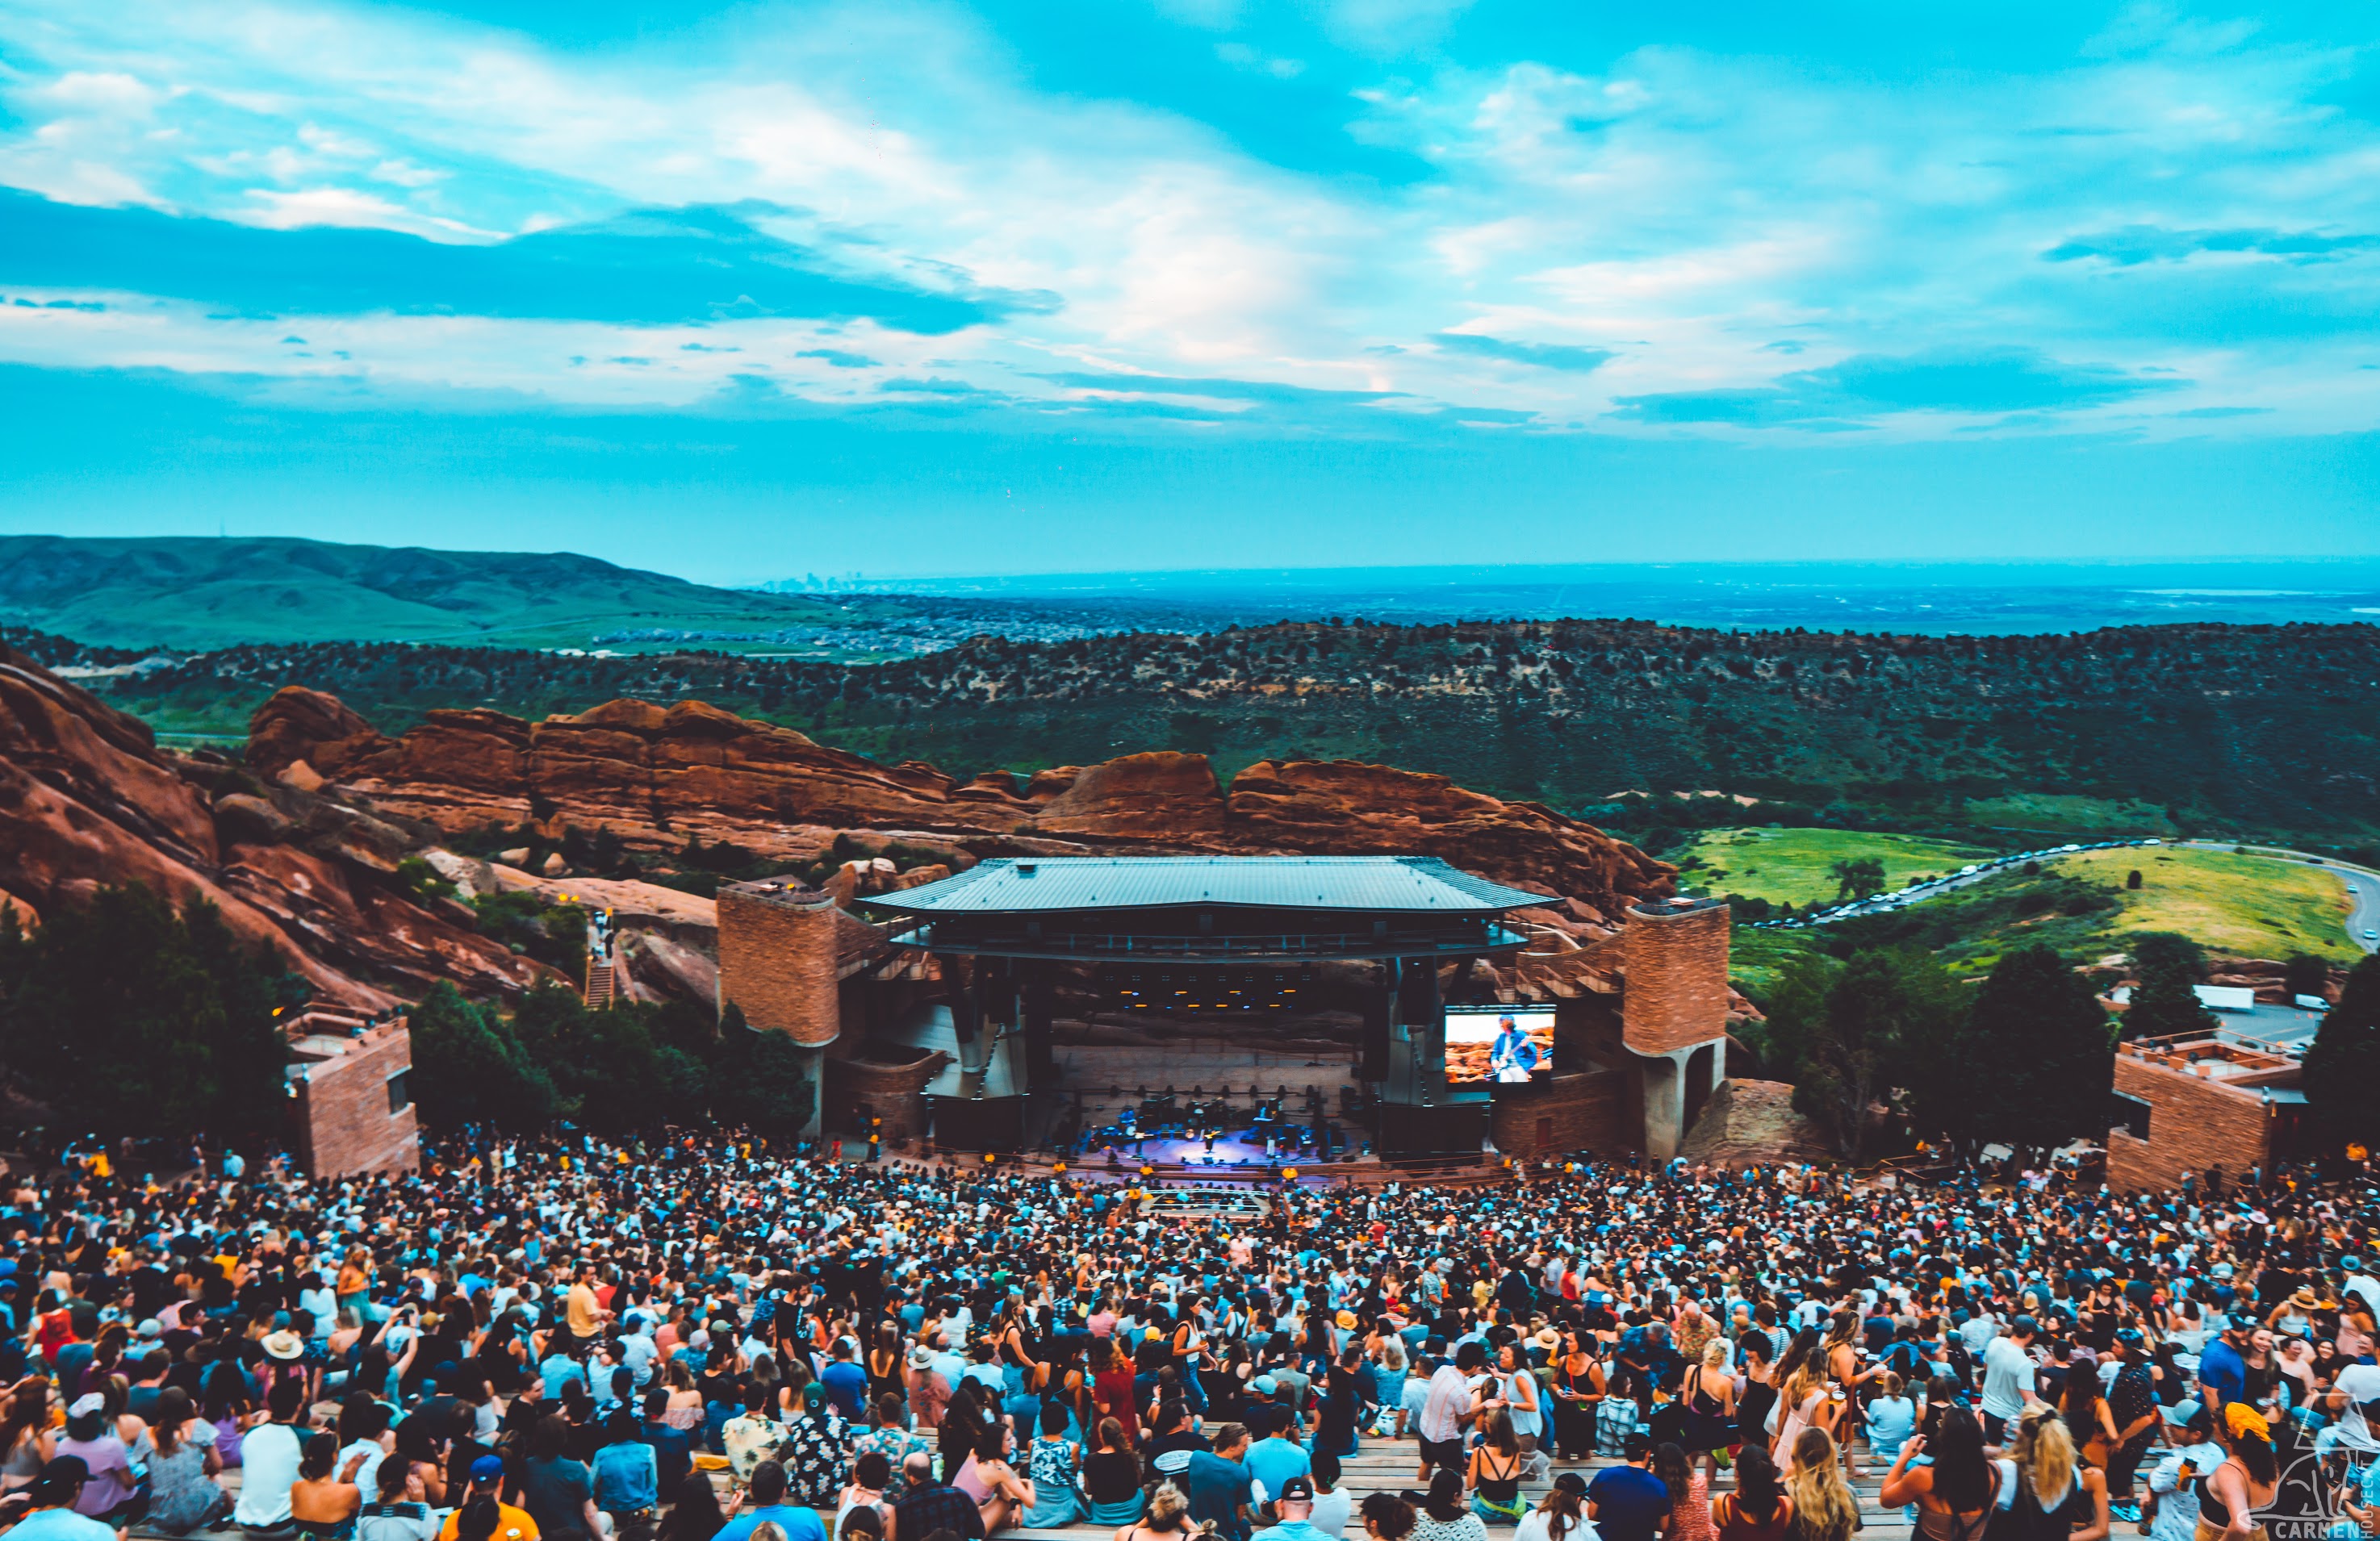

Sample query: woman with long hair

[1880,1405,1997,1541]
[2060,1352,2121,1470]
[1083,1417,1145,1528]
[1092,1336,1141,1450]
[144,1387,230,1536]
[655,1472,726,1541]
[1,1379,56,1497]
[1987,1405,2109,1541]
[1414,1467,1490,1541]
[1466,1407,1526,1526]
[1773,1334,1834,1474]
[291,1430,367,1541]
[1682,1338,1739,1486]
[1115,1481,1202,1541]
[1784,1428,1859,1541]
[1513,1472,1588,1541]
[1550,1332,1605,1463]
[1656,1440,1717,1541]
[2195,1405,2278,1541]
[1713,1444,1796,1541]
[1363,1493,1420,1541]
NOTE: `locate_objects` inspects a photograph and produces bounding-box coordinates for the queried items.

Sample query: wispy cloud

[0,0,2374,447]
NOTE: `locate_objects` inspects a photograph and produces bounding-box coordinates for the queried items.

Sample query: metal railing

[901,922,1527,959]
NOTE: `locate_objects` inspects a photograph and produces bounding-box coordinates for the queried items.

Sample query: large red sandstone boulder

[0,649,547,1009]
[245,689,1675,919]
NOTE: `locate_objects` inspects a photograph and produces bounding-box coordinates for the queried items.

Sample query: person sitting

[591,1413,659,1536]
[7,1457,117,1541]
[1021,1401,1084,1530]
[290,1431,369,1541]
[710,1460,828,1541]
[356,1455,441,1541]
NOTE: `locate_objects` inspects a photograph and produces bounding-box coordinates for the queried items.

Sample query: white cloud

[0,0,2373,441]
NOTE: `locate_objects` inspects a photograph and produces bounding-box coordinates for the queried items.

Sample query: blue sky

[2,0,2376,581]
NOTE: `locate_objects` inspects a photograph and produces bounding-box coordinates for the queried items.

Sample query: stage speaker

[1373,1100,1488,1157]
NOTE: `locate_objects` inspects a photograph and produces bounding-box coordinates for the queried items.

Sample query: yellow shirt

[567,1282,604,1338]
[439,1501,539,1541]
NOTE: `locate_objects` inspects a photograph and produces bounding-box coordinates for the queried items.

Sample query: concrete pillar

[1642,1051,1686,1161]
[1023,965,1054,1084]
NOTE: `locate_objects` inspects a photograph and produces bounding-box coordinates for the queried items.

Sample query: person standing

[1980,1318,2039,1445]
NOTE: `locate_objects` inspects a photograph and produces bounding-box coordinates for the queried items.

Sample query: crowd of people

[0,1134,2374,1541]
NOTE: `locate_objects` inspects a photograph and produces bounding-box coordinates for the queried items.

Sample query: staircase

[585,953,617,1008]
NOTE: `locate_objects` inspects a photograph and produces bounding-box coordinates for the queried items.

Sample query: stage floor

[1074,1128,1357,1167]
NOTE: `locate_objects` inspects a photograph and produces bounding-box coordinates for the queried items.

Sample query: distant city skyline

[2,0,2377,577]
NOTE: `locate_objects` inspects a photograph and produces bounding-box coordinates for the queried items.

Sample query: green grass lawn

[1682,827,1995,908]
[2055,846,2358,963]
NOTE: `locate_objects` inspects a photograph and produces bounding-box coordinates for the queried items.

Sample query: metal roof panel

[868,854,1555,914]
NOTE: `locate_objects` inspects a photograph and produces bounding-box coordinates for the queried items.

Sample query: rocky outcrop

[1678,1079,1834,1168]
[247,691,1676,917]
[0,648,550,1009]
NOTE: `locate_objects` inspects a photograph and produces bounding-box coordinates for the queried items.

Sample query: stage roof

[869,854,1554,915]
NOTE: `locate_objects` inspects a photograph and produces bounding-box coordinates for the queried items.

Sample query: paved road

[1773,837,2380,957]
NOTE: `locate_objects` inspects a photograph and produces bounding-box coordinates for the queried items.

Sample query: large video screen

[1445,1005,1556,1085]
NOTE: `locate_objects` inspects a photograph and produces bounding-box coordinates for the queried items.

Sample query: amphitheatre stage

[716,853,1738,1163]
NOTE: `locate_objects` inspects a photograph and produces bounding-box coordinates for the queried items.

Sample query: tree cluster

[0,886,299,1140]
[2305,954,2380,1155]
[1757,942,2118,1163]
[405,984,813,1140]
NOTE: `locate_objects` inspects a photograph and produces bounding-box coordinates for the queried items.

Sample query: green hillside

[1742,845,2361,998]
[0,534,843,651]
[1681,828,1994,907]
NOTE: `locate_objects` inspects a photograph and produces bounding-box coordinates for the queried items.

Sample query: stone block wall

[1621,901,1732,1056]
[2106,1053,2275,1191]
[717,881,841,1046]
[294,1021,420,1177]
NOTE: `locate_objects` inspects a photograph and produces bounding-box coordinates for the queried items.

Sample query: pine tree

[1964,945,2118,1155]
[2304,955,2380,1154]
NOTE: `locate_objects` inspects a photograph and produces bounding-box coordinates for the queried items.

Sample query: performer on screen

[1489,1015,1541,1082]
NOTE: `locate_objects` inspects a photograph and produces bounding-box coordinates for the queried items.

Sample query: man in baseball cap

[10,1457,113,1541]
[1250,1476,1320,1541]
[436,1455,539,1541]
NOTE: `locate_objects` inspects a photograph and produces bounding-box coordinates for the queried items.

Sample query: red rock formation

[247,689,1675,918]
[0,649,549,1009]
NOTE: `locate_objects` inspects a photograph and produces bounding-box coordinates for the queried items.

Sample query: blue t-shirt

[1587,1464,1673,1541]
[1245,1438,1311,1504]
[821,1358,870,1417]
[2198,1339,2247,1413]
[1185,1451,1257,1541]
[713,1506,828,1541]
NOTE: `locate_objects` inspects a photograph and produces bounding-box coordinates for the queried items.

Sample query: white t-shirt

[1981,1337,2035,1419]
[234,1422,303,1526]
[1513,1507,1597,1541]
[1309,1487,1356,1538]
[2334,1364,2380,1452]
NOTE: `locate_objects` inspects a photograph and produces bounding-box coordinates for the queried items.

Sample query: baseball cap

[2164,1399,2205,1429]
[1250,1374,1279,1395]
[31,1457,90,1506]
[1278,1478,1315,1503]
[471,1455,506,1482]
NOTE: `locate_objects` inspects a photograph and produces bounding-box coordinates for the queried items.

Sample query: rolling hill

[0,534,847,651]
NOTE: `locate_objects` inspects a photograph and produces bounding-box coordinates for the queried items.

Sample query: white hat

[69,1393,106,1418]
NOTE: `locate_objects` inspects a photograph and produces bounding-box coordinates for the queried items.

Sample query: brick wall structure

[1621,900,1732,1057]
[717,880,842,1046]
[2106,1039,2290,1192]
[822,1050,948,1143]
[290,1019,420,1177]
[1489,1068,1632,1156]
